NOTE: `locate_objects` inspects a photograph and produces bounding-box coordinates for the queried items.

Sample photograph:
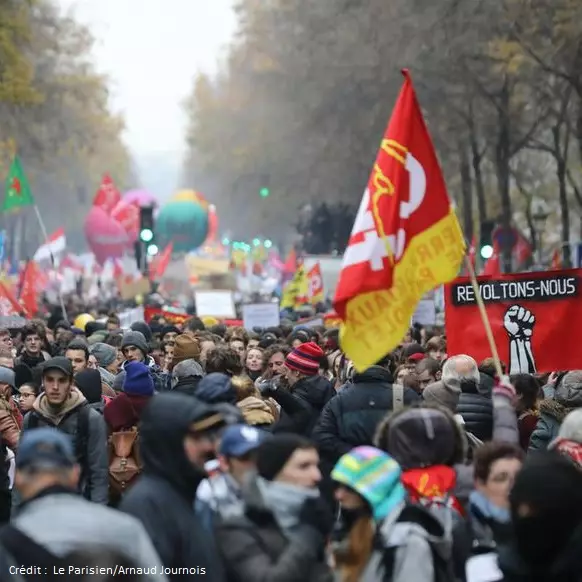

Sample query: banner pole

[33,205,68,321]
[464,255,504,379]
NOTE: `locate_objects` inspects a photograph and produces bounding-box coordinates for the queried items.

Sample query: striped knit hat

[332,446,406,522]
[285,341,323,376]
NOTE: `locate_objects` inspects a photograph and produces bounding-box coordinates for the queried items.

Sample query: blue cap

[16,428,76,470]
[219,424,268,458]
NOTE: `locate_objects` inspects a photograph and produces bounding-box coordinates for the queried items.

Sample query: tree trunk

[495,80,513,273]
[554,127,572,268]
[468,117,487,220]
[459,141,473,240]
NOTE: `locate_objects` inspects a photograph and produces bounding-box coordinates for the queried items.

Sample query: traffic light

[479,219,496,259]
[139,205,158,257]
[259,187,270,198]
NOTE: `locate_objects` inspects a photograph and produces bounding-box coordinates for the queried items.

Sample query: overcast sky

[57,0,237,194]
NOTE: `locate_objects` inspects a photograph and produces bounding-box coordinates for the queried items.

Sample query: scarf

[469,490,510,524]
[256,476,319,538]
[99,367,116,389]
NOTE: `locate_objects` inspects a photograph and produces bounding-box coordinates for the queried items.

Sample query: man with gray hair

[172,359,205,397]
[444,354,494,442]
[530,370,582,451]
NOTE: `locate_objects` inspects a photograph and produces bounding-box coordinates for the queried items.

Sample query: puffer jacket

[312,366,420,465]
[22,389,108,504]
[456,374,493,442]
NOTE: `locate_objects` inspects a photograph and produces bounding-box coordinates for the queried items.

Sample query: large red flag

[150,243,173,280]
[0,282,23,316]
[333,70,465,370]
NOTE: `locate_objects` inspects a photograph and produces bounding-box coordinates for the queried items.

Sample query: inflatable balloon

[123,189,158,208]
[84,206,131,264]
[74,313,94,331]
[170,189,208,209]
[156,200,209,252]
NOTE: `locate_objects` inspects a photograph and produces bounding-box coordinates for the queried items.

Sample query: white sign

[195,290,236,318]
[118,306,145,329]
[412,299,436,326]
[242,303,280,330]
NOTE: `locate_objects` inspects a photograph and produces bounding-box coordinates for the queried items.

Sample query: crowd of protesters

[0,310,577,582]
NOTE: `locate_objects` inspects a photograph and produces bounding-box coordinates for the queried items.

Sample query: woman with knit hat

[104,362,155,433]
[265,342,335,436]
[330,446,452,582]
[215,433,333,582]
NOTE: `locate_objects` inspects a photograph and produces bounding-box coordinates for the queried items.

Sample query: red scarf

[401,465,465,516]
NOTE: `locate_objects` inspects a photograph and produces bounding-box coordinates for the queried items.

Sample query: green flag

[3,156,34,212]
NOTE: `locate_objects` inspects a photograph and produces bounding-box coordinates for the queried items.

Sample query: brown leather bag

[108,427,142,496]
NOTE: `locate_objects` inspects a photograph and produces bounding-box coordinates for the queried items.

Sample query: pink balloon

[123,189,158,208]
[84,206,131,264]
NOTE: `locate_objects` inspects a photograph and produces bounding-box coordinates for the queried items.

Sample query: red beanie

[285,341,323,376]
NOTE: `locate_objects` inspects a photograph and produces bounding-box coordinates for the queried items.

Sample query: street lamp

[531,198,550,268]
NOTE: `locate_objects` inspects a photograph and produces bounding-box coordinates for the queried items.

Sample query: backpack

[26,405,91,499]
[108,426,142,496]
[380,503,455,582]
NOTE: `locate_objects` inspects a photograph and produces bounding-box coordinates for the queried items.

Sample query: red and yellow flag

[308,263,324,304]
[333,70,465,371]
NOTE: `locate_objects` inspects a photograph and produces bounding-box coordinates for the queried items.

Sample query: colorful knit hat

[331,446,406,522]
[285,341,323,376]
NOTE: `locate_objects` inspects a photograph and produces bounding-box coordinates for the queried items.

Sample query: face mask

[332,505,371,541]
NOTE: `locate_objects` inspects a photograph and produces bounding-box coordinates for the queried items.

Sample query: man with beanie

[116,330,167,393]
[215,433,332,582]
[0,428,166,581]
[22,357,108,504]
[170,334,201,370]
[89,342,119,389]
[104,362,154,433]
[313,353,420,467]
[266,341,335,435]
[130,321,153,343]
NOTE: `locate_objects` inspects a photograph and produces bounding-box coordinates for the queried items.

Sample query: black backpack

[26,405,91,499]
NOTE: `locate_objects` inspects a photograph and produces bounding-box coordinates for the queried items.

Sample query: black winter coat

[120,393,226,582]
[272,375,335,436]
[312,366,420,465]
[456,375,493,442]
[215,477,332,582]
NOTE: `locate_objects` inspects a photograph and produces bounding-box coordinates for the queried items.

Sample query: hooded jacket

[312,366,420,465]
[119,392,226,582]
[529,384,582,451]
[22,389,108,504]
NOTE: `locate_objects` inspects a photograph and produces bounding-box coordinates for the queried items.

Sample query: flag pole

[33,205,68,321]
[464,254,504,379]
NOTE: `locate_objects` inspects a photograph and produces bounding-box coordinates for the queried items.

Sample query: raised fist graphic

[504,305,536,374]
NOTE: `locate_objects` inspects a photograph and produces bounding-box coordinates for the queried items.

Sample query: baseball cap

[219,424,268,458]
[42,357,73,378]
[16,428,76,470]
